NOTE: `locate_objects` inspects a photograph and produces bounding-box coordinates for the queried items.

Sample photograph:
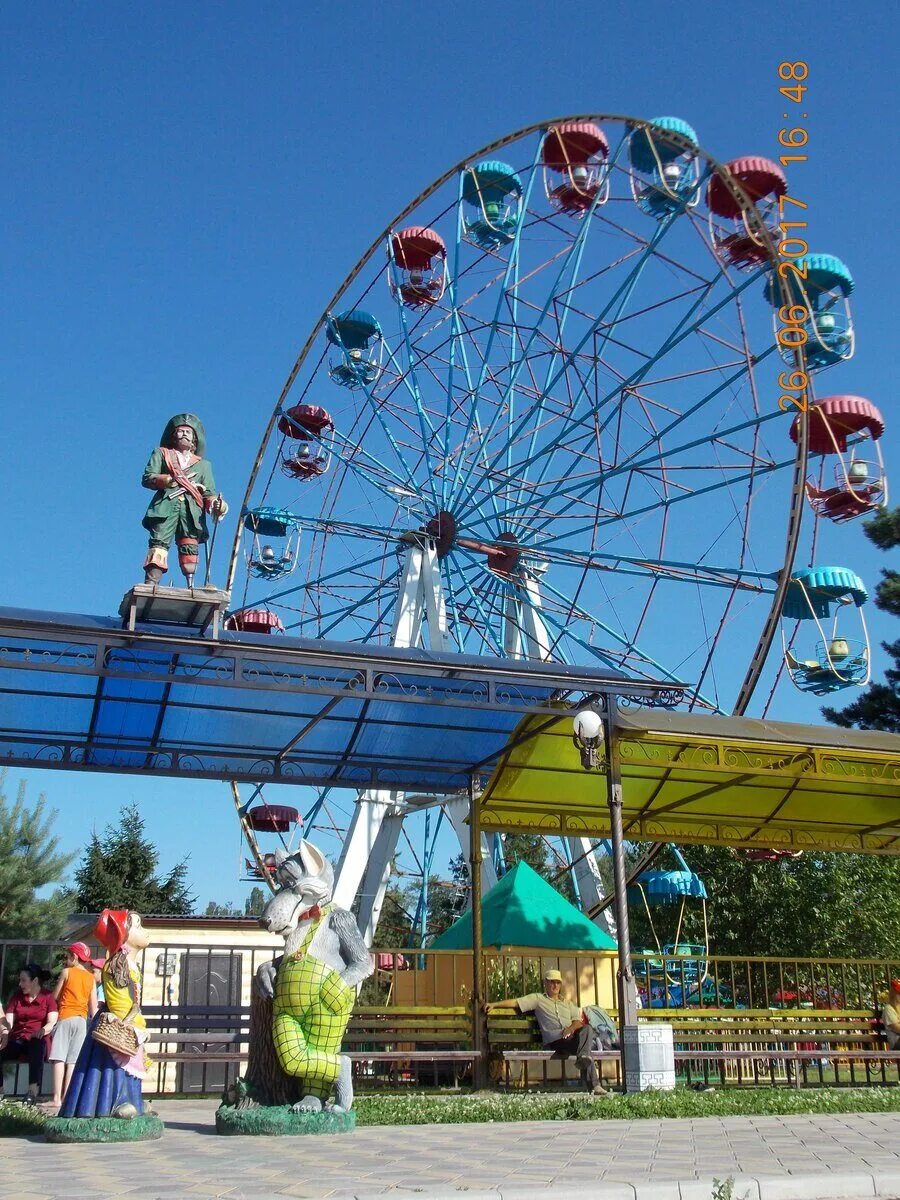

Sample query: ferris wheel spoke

[509,243,707,517]
[443,141,544,507]
[458,254,761,524]
[285,573,390,636]
[508,543,774,592]
[486,350,781,535]
[328,424,430,508]
[447,553,506,656]
[440,555,468,654]
[514,452,792,566]
[446,174,609,511]
[250,546,391,609]
[380,310,442,502]
[533,573,722,706]
[457,169,713,516]
[431,307,506,524]
[347,369,426,500]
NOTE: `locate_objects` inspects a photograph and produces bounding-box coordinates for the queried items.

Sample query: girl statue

[59,909,152,1120]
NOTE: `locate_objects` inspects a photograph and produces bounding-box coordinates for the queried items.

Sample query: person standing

[48,943,98,1110]
[0,965,58,1102]
[485,969,608,1095]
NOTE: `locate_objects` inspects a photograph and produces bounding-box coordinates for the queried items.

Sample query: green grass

[353,1087,900,1126]
[0,1099,47,1137]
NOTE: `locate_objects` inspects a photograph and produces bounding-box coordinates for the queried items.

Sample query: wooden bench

[346,1007,478,1088]
[487,1008,900,1089]
[143,1004,250,1065]
[485,1011,621,1088]
[644,1008,900,1087]
[142,1004,478,1091]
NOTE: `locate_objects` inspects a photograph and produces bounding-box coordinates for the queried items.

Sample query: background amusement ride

[222,113,887,949]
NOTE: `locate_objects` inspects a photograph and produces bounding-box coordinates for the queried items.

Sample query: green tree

[824,507,900,732]
[424,853,469,940]
[370,877,414,949]
[0,772,74,940]
[501,833,548,874]
[627,844,900,960]
[73,801,194,915]
[244,886,266,917]
[203,900,240,917]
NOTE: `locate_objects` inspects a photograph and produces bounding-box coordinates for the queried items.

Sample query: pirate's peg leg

[177,537,199,588]
[144,545,168,586]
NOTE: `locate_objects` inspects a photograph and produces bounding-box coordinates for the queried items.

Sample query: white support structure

[336,797,406,946]
[334,544,615,944]
[504,566,615,935]
[567,836,617,938]
[334,539,497,945]
[445,795,498,896]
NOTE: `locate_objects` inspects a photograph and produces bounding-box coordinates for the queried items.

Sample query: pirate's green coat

[142,413,216,547]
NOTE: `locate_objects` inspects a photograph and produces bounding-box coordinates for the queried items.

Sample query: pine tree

[72,801,194,915]
[0,772,75,940]
[824,507,900,732]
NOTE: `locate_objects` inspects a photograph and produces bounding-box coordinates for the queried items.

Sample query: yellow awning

[480,711,900,855]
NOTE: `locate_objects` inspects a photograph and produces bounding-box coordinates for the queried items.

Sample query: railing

[631,951,900,1012]
[3,940,898,1095]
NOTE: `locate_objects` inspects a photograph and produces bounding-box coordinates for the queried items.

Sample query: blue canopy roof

[0,605,676,792]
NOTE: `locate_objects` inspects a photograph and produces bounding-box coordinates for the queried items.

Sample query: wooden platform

[119,583,231,636]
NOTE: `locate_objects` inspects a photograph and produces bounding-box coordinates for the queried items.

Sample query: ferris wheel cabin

[278,403,335,481]
[707,156,787,269]
[461,160,523,249]
[389,226,447,308]
[541,121,609,214]
[790,395,888,523]
[326,309,383,388]
[782,567,870,694]
[767,253,855,370]
[628,117,700,219]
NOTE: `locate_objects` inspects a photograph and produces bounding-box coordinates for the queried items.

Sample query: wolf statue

[233,840,372,1114]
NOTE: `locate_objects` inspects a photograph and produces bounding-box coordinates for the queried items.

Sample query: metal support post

[605,698,639,1088]
[469,774,487,1088]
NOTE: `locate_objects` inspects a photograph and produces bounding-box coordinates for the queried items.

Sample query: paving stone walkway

[1,1100,899,1200]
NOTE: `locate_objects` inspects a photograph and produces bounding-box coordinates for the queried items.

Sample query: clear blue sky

[2,2,896,909]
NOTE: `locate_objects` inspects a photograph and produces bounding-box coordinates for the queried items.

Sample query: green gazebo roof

[429,860,617,951]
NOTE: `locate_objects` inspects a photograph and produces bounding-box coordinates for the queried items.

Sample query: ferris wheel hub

[425,510,457,558]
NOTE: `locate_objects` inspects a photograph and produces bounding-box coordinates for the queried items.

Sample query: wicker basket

[91,1012,138,1056]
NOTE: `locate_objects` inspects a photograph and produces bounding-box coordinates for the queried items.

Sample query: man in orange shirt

[48,943,98,1109]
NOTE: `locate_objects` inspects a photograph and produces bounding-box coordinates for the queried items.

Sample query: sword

[203,493,224,588]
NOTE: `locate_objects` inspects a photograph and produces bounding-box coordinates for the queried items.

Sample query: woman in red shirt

[0,964,58,1102]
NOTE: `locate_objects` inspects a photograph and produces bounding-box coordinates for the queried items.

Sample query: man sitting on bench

[485,969,607,1096]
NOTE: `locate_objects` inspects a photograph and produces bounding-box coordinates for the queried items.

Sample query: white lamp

[573,706,604,770]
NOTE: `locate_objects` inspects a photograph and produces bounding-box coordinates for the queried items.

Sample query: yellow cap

[543,969,563,982]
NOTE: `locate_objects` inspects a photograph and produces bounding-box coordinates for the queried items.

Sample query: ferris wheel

[223,114,881,939]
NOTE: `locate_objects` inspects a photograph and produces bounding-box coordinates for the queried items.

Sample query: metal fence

[3,940,899,1095]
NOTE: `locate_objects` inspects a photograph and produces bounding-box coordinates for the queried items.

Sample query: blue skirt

[59,1014,144,1118]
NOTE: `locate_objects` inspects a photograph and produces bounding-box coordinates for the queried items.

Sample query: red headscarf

[95,909,129,956]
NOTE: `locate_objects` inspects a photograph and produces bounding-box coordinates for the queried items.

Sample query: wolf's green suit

[271,905,355,1099]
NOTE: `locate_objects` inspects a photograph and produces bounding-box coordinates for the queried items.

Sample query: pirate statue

[141,414,228,587]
